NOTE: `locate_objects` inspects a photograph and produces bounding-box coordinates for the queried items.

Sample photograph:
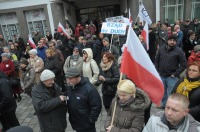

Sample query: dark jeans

[0,110,20,132]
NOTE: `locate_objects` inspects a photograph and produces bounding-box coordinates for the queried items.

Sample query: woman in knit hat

[105,79,151,132]
[28,49,44,84]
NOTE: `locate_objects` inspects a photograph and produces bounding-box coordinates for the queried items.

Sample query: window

[0,13,19,41]
[192,0,200,20]
[25,9,47,36]
[164,0,184,24]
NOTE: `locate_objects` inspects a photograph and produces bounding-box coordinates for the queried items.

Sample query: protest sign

[106,16,124,22]
[101,22,127,35]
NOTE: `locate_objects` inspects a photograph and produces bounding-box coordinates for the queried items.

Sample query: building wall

[63,2,77,28]
[184,0,192,20]
[51,2,65,29]
[0,4,50,42]
[75,0,120,9]
[120,0,127,16]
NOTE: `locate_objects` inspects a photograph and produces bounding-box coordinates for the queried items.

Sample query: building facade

[0,0,199,42]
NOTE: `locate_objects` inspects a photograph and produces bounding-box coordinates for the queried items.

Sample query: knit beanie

[29,49,38,55]
[168,34,177,41]
[20,58,29,65]
[65,67,81,78]
[40,69,55,81]
[1,53,10,58]
[103,37,109,42]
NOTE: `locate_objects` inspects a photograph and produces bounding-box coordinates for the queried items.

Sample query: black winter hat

[168,34,177,41]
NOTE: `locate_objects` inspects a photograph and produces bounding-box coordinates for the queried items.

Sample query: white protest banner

[101,22,127,35]
[106,16,124,23]
[138,4,152,25]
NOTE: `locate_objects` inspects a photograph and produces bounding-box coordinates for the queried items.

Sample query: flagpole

[109,34,114,52]
[134,15,139,25]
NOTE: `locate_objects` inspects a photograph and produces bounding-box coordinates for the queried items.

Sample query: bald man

[143,93,200,132]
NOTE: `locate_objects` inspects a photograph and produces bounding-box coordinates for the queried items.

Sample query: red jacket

[75,25,83,37]
[0,59,15,77]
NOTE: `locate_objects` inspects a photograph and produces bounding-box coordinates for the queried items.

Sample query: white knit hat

[29,49,38,55]
[40,70,55,81]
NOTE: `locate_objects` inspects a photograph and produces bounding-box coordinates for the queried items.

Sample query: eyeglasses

[188,69,199,72]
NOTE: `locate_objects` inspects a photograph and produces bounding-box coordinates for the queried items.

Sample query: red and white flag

[28,36,36,49]
[57,22,70,39]
[141,22,149,50]
[120,26,164,105]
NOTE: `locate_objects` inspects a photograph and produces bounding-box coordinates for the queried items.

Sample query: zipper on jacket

[123,117,128,127]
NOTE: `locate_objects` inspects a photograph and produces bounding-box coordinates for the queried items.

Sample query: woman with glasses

[63,46,83,75]
[172,61,200,122]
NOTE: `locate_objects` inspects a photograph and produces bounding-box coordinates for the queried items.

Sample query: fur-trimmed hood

[115,88,151,111]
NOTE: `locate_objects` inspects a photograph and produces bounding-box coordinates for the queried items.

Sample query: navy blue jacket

[65,77,102,131]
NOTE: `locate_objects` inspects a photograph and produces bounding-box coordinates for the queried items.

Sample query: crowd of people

[0,17,200,131]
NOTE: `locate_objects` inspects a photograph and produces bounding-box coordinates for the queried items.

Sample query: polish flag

[141,22,149,50]
[120,26,164,105]
[57,22,70,39]
[28,36,36,49]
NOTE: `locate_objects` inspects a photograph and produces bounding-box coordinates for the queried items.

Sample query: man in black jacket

[0,71,19,131]
[155,34,187,108]
[31,69,67,132]
[65,67,102,132]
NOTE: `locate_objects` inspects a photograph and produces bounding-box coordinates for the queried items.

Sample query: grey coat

[63,55,83,74]
[143,111,200,132]
[20,65,35,96]
[31,82,67,132]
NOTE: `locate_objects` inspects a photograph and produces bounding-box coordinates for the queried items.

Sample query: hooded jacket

[82,48,99,85]
[105,88,151,132]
